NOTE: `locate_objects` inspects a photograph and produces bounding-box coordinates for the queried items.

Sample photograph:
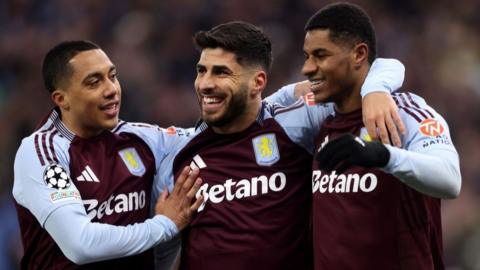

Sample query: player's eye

[87,79,100,88]
[109,71,118,81]
[196,66,206,74]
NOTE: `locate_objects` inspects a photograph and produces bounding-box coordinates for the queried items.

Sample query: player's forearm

[383,146,461,199]
[361,58,405,97]
[45,205,178,265]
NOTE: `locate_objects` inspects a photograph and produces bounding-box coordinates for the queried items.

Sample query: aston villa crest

[118,148,146,177]
[252,133,280,166]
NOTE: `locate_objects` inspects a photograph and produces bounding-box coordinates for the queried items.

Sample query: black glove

[315,134,390,173]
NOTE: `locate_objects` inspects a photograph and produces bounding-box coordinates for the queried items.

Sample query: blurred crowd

[1,0,479,269]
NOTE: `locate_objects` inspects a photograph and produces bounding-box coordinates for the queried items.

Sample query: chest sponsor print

[118,147,146,177]
[252,133,280,166]
[312,170,378,194]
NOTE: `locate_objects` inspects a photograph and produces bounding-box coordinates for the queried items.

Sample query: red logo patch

[165,126,177,135]
[419,119,444,137]
[304,92,316,106]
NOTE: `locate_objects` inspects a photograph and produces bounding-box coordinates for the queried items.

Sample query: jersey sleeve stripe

[406,92,435,118]
[393,94,423,122]
[41,133,54,164]
[398,106,422,122]
[49,130,59,163]
[34,133,46,166]
[399,94,429,119]
[273,99,304,116]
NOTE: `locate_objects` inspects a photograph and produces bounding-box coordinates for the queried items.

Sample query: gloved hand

[315,134,390,173]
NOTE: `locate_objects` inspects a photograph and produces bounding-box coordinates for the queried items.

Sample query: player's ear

[351,43,368,69]
[250,70,267,97]
[51,89,70,110]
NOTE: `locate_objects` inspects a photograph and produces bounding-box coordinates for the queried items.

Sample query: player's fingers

[384,112,400,147]
[391,109,406,145]
[363,114,379,141]
[335,160,352,174]
[180,167,199,195]
[190,194,204,213]
[186,178,203,200]
[375,116,391,145]
[160,189,168,202]
[172,166,190,195]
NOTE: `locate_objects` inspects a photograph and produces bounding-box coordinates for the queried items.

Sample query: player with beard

[303,3,461,269]
[154,21,406,270]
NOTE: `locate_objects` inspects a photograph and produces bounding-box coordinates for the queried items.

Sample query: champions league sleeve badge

[118,147,146,177]
[43,164,71,190]
[252,133,280,166]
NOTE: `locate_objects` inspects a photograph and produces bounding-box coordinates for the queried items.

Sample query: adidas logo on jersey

[190,155,207,169]
[312,170,377,194]
[76,166,99,183]
[196,172,287,212]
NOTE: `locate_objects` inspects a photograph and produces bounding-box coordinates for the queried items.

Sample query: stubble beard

[202,85,248,128]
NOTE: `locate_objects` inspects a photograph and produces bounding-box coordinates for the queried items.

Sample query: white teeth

[204,97,221,104]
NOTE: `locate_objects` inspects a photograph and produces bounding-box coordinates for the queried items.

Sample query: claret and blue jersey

[13,107,191,269]
[311,92,459,270]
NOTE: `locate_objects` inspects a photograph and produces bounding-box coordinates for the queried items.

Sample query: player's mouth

[100,101,120,118]
[309,79,326,94]
[201,95,226,113]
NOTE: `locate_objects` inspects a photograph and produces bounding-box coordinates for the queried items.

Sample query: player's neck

[211,98,261,134]
[61,110,105,139]
[334,65,369,113]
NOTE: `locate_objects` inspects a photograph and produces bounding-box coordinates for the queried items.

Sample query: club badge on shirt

[118,147,146,177]
[359,127,373,142]
[252,133,280,166]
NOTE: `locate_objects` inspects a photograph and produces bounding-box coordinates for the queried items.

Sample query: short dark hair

[42,40,100,93]
[193,21,273,72]
[305,3,376,64]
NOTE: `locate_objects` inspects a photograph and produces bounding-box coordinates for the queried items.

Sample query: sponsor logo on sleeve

[252,133,280,166]
[419,118,444,137]
[50,189,81,203]
[118,148,146,177]
[303,92,316,106]
[421,134,452,148]
[163,126,193,137]
[165,126,177,135]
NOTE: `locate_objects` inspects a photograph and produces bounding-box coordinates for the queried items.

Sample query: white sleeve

[273,100,334,154]
[264,83,297,106]
[361,58,405,97]
[12,137,83,226]
[384,145,460,199]
[382,93,461,198]
[44,204,178,265]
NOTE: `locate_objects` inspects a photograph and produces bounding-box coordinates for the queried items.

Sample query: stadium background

[0,0,479,269]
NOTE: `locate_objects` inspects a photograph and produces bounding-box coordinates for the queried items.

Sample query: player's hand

[362,92,405,147]
[155,166,204,231]
[293,80,311,99]
[315,134,390,173]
